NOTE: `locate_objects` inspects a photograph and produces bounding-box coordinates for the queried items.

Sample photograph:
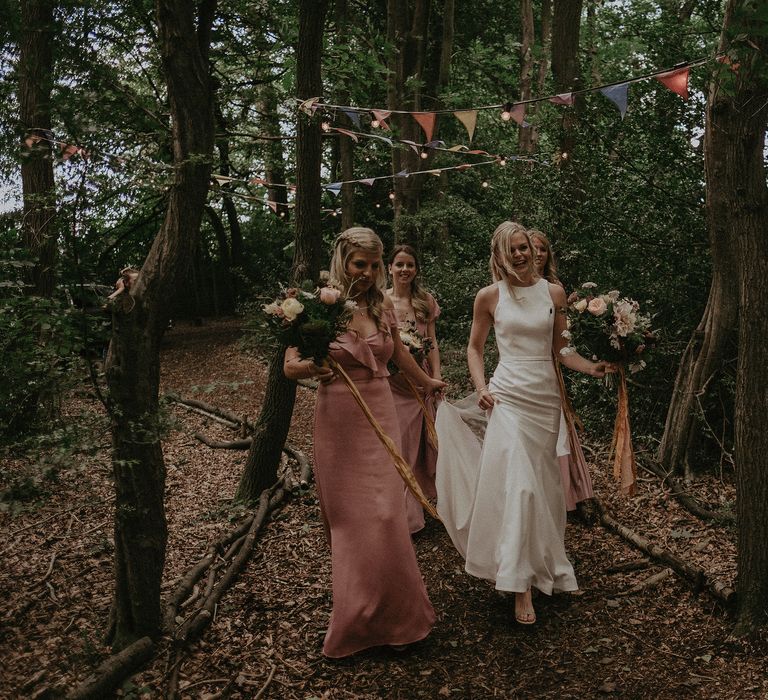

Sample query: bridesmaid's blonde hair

[329,227,387,329]
[388,244,434,323]
[528,229,560,284]
[489,221,536,283]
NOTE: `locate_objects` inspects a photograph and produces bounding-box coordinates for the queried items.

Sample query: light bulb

[371,120,380,128]
[482,181,489,188]
[388,192,395,200]
[501,110,511,121]
[499,158,507,167]
[420,151,429,159]
[321,121,331,132]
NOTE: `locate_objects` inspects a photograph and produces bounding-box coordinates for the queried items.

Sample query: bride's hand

[591,361,616,378]
[477,387,495,410]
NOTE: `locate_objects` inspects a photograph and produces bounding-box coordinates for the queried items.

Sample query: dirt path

[1,318,766,699]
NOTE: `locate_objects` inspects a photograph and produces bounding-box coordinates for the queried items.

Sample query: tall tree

[550,0,583,161]
[105,0,216,651]
[19,0,57,298]
[711,1,768,633]
[236,0,330,502]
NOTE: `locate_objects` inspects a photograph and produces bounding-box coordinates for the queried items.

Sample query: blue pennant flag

[342,109,361,129]
[395,169,409,178]
[324,182,342,196]
[600,83,629,119]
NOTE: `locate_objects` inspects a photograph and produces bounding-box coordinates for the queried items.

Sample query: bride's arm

[550,284,611,378]
[468,285,497,409]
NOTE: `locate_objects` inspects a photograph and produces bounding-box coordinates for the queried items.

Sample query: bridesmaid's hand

[477,387,495,410]
[310,361,336,384]
[590,361,616,378]
[425,377,447,396]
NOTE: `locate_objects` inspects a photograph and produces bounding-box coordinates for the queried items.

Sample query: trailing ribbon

[400,374,439,451]
[327,357,441,521]
[553,361,591,497]
[609,366,637,496]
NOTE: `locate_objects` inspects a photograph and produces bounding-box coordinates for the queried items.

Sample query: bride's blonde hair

[489,221,537,283]
[329,227,387,329]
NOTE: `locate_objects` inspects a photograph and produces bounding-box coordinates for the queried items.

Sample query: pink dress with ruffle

[313,308,435,658]
[388,294,440,533]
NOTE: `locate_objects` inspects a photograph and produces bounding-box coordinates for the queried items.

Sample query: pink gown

[388,295,440,533]
[313,309,435,658]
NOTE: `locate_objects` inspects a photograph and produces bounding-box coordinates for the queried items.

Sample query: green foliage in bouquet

[562,283,657,373]
[388,321,434,375]
[262,281,354,365]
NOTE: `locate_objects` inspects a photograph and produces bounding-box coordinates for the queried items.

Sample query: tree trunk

[235,0,329,502]
[106,0,216,651]
[527,0,552,152]
[517,0,535,153]
[551,0,583,160]
[19,0,57,298]
[335,0,355,229]
[713,1,768,634]
[258,83,290,220]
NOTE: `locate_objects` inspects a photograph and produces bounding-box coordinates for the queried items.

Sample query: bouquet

[561,283,656,375]
[561,283,658,497]
[263,282,355,365]
[390,320,435,374]
[389,321,439,451]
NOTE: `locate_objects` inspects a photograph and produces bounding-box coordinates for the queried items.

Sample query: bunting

[412,112,437,142]
[655,67,690,100]
[453,110,478,141]
[600,83,629,119]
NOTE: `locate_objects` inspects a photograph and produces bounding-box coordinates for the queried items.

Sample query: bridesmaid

[386,244,442,534]
[529,229,594,511]
[283,227,444,658]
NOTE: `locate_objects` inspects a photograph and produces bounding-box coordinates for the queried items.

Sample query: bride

[436,221,611,624]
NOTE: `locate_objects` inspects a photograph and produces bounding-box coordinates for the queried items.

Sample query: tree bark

[105,0,216,651]
[19,0,57,298]
[527,0,552,152]
[335,0,355,229]
[258,83,290,220]
[551,0,583,160]
[714,1,768,634]
[235,0,329,502]
[517,0,536,153]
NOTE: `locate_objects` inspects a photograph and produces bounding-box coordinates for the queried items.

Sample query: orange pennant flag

[655,67,690,100]
[371,110,392,130]
[412,112,437,142]
[453,110,478,141]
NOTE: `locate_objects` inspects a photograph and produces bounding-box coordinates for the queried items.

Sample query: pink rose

[567,291,579,304]
[319,286,341,305]
[587,297,608,316]
[285,287,298,298]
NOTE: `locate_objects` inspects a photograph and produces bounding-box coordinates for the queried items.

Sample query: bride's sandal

[514,591,536,625]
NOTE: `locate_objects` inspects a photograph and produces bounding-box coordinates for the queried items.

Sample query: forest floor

[1,317,767,700]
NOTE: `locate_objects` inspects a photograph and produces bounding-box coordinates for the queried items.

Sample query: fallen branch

[64,637,154,700]
[638,456,735,525]
[254,665,277,700]
[594,498,736,605]
[165,393,255,431]
[194,433,252,450]
[605,557,651,574]
[617,567,673,596]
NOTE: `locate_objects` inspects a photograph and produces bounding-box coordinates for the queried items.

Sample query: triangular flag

[401,139,420,154]
[213,175,237,186]
[395,169,409,178]
[267,200,278,213]
[61,144,80,160]
[466,149,490,155]
[359,178,376,186]
[324,182,342,196]
[509,104,528,126]
[333,127,359,142]
[368,133,393,146]
[448,144,468,152]
[600,83,629,118]
[342,109,361,129]
[412,112,437,142]
[298,97,321,115]
[424,140,445,149]
[549,92,574,106]
[656,67,689,100]
[371,110,392,129]
[249,177,267,185]
[426,169,442,176]
[24,134,44,148]
[454,110,478,141]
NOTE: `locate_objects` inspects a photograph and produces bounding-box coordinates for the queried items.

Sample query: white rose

[561,330,572,340]
[263,301,281,316]
[607,290,620,302]
[574,299,588,313]
[560,346,576,356]
[581,282,597,289]
[281,297,304,321]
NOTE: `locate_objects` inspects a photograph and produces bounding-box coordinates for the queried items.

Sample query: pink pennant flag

[267,201,278,213]
[371,110,392,130]
[333,127,359,142]
[249,177,267,185]
[453,110,478,141]
[61,144,79,161]
[412,112,437,142]
[509,104,527,126]
[455,163,472,171]
[549,92,574,106]
[24,134,43,148]
[466,149,490,155]
[359,178,376,186]
[298,97,321,115]
[656,67,690,100]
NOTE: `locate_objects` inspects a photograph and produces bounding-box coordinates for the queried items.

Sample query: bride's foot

[514,589,536,625]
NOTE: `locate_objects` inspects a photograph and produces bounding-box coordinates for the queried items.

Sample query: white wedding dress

[436,278,578,594]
